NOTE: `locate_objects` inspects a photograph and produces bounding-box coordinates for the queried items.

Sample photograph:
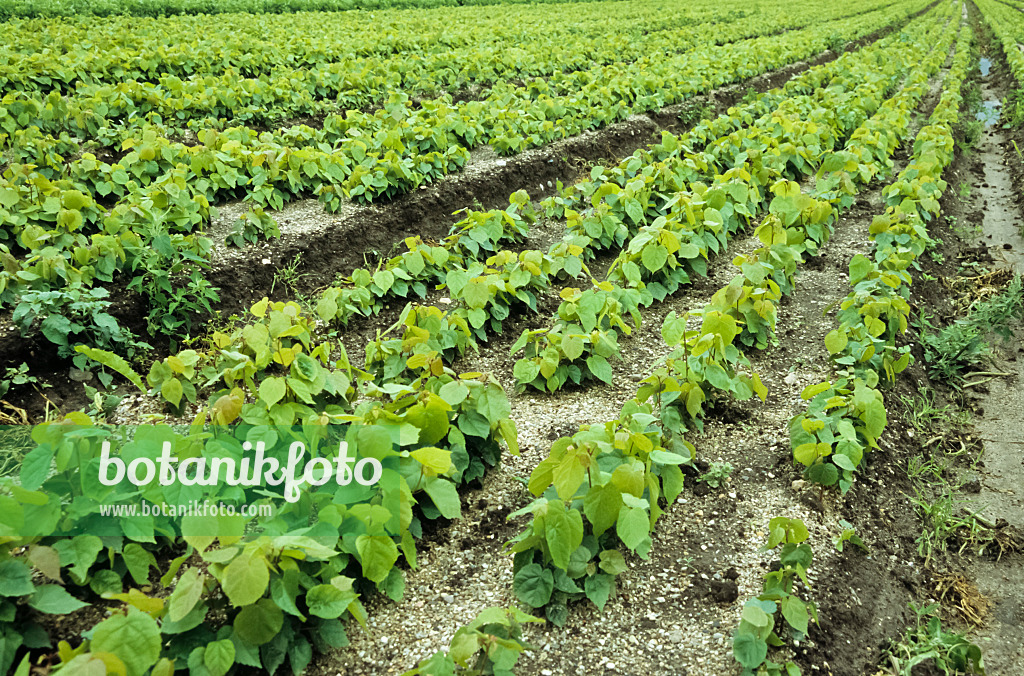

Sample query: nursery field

[2,0,1024,675]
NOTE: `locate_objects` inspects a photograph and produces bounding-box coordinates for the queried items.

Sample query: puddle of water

[976,99,1001,126]
[980,56,992,76]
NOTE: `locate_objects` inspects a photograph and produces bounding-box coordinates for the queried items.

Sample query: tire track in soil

[309,37,959,676]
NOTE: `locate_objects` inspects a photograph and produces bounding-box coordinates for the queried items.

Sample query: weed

[13,283,151,386]
[878,602,985,675]
[917,277,1024,384]
[226,207,280,248]
[678,101,714,128]
[270,252,308,296]
[826,32,848,53]
[0,363,49,400]
[899,391,969,435]
[958,181,972,200]
[961,119,984,152]
[698,461,733,488]
[918,312,991,384]
[912,490,996,566]
[907,454,946,486]
[966,275,1024,340]
[946,215,982,238]
[833,519,868,553]
[955,260,985,276]
[128,231,220,345]
[925,234,945,264]
[957,80,984,152]
[0,426,33,477]
[82,383,124,421]
[1006,88,1024,128]
[913,492,964,565]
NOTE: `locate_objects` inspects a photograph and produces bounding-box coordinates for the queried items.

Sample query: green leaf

[704,363,731,391]
[800,381,831,400]
[513,563,553,608]
[780,596,809,634]
[552,453,585,501]
[355,535,398,584]
[661,312,685,346]
[91,609,162,676]
[74,346,145,392]
[317,619,349,648]
[233,598,283,646]
[625,198,644,224]
[28,584,88,614]
[641,243,668,273]
[53,536,103,584]
[0,560,34,597]
[0,187,19,208]
[586,354,613,384]
[584,573,614,611]
[848,254,873,285]
[460,277,492,309]
[832,453,857,471]
[122,544,157,586]
[823,329,848,355]
[476,383,511,422]
[372,269,395,293]
[561,334,585,361]
[741,604,771,628]
[544,502,584,570]
[258,377,287,408]
[863,399,887,438]
[583,482,622,537]
[19,446,53,491]
[598,549,628,575]
[204,639,235,676]
[732,632,768,669]
[271,569,304,620]
[422,476,461,519]
[616,505,649,552]
[513,358,541,385]
[89,570,122,596]
[806,462,838,486]
[161,378,183,408]
[438,381,469,406]
[221,550,269,607]
[168,567,205,622]
[404,251,425,276]
[649,450,689,465]
[306,582,357,620]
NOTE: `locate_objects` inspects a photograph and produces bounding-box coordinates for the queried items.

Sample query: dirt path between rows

[947,10,1024,669]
